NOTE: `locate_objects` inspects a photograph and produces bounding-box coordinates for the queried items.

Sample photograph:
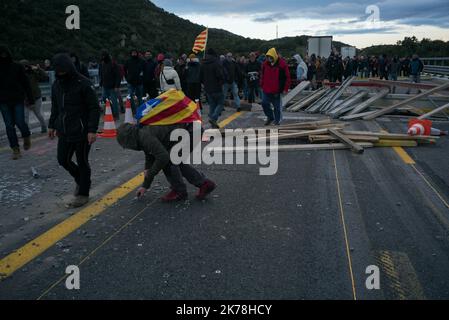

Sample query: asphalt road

[0,104,449,300]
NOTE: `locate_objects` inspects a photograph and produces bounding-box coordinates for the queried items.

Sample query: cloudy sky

[151,0,449,48]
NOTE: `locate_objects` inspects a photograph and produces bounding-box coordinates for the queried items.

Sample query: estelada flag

[192,28,208,54]
[136,89,201,126]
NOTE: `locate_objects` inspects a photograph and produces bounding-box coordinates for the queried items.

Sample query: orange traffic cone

[407,118,432,136]
[98,100,117,138]
[124,98,136,124]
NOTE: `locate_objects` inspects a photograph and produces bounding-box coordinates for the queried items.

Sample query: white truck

[341,46,357,59]
[307,36,332,58]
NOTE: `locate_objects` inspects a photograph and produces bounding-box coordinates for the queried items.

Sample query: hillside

[360,36,449,58]
[0,0,351,62]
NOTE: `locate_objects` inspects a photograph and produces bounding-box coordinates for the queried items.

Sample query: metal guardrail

[423,65,449,76]
[422,57,449,77]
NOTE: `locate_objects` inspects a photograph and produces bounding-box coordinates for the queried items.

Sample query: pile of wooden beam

[206,119,438,154]
[286,79,449,122]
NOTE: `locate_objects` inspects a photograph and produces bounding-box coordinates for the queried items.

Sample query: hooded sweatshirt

[159,59,182,92]
[260,48,291,94]
[293,54,308,81]
[48,54,100,142]
[0,45,34,105]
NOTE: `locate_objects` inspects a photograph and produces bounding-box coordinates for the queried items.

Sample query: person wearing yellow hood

[260,48,291,125]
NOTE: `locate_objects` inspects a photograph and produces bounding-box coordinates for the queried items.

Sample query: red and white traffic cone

[98,100,117,138]
[407,119,432,136]
[124,98,136,124]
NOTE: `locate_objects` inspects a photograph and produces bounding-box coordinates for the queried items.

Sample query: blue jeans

[0,103,31,149]
[127,84,143,113]
[223,82,240,109]
[262,92,282,124]
[102,88,119,117]
[207,92,225,122]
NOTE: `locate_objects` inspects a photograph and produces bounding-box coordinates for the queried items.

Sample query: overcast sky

[152,0,449,48]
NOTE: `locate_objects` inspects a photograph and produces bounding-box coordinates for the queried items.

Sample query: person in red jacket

[260,48,291,125]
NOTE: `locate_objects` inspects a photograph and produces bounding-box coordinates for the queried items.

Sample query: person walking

[20,60,48,133]
[260,48,291,126]
[143,50,158,99]
[246,52,262,104]
[48,53,100,208]
[0,45,34,160]
[200,48,225,129]
[185,54,202,106]
[124,49,145,113]
[222,52,241,112]
[99,51,121,120]
[410,54,424,83]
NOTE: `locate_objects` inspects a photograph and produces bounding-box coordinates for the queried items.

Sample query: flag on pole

[192,28,208,54]
[136,89,201,126]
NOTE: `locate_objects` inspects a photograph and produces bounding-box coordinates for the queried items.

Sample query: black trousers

[57,136,92,196]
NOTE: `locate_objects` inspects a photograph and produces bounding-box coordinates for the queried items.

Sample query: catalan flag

[136,89,201,126]
[192,28,208,54]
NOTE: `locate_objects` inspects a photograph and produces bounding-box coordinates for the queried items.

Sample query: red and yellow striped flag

[192,28,208,54]
[136,89,201,126]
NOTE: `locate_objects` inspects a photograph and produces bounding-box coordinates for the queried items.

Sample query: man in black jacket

[246,52,262,104]
[200,48,225,129]
[143,50,157,99]
[99,51,121,119]
[222,52,241,111]
[48,53,100,208]
[0,45,34,160]
[124,49,144,113]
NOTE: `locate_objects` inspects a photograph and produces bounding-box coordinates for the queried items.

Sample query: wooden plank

[321,76,355,112]
[247,128,330,142]
[341,130,438,141]
[329,128,364,154]
[363,83,449,120]
[374,140,418,147]
[282,81,311,106]
[348,89,389,116]
[305,88,336,113]
[288,87,328,112]
[329,91,369,118]
[418,102,449,120]
[208,142,374,153]
[368,79,449,91]
[309,135,379,143]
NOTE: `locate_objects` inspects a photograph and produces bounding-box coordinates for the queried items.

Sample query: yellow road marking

[332,150,357,300]
[376,251,426,300]
[218,111,244,128]
[392,146,416,164]
[0,173,144,281]
[0,112,244,282]
[37,199,157,300]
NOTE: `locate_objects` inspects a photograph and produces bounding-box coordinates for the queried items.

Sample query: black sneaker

[236,107,242,112]
[264,119,273,126]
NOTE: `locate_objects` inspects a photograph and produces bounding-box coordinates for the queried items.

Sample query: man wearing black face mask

[48,53,100,208]
[0,45,34,160]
